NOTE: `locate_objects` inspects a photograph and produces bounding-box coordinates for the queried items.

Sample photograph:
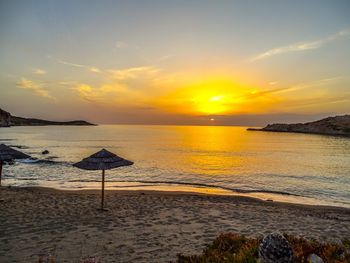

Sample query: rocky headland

[0,107,95,127]
[248,115,350,136]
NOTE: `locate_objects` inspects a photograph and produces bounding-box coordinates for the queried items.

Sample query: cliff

[0,108,95,127]
[247,115,350,136]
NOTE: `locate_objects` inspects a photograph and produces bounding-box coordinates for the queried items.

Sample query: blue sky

[0,0,349,125]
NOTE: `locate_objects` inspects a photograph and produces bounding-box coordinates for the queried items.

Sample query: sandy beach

[0,187,350,263]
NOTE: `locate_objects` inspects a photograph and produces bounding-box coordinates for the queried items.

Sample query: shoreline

[1,186,350,262]
[14,186,350,213]
[19,185,350,211]
[6,179,350,209]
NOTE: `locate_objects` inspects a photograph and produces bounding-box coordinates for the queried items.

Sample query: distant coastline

[0,107,95,127]
[248,115,350,137]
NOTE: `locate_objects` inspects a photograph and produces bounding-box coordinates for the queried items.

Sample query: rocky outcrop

[0,108,11,127]
[248,115,350,136]
[0,107,95,127]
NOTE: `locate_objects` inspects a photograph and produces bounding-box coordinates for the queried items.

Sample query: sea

[1,125,349,208]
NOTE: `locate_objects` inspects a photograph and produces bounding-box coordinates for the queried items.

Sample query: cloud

[50,57,101,73]
[74,83,137,103]
[108,66,160,80]
[16,78,54,99]
[33,68,46,75]
[49,55,162,104]
[89,67,101,73]
[75,84,99,102]
[115,41,127,49]
[250,28,350,62]
[50,56,161,82]
[244,77,342,100]
[288,77,342,91]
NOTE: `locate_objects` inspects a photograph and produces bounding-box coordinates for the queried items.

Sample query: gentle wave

[17,158,69,165]
[66,179,300,197]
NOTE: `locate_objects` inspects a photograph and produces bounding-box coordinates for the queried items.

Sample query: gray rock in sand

[259,232,293,263]
[307,253,324,263]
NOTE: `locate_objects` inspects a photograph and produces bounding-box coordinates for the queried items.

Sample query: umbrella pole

[0,160,2,186]
[101,169,105,210]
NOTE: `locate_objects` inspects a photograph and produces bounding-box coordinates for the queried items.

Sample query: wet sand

[0,186,350,262]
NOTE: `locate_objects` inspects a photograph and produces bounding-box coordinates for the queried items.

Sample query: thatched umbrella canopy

[73,148,133,210]
[0,144,31,186]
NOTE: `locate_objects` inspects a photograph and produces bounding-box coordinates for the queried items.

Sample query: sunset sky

[0,0,349,126]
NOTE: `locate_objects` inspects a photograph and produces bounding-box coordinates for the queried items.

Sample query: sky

[0,0,349,126]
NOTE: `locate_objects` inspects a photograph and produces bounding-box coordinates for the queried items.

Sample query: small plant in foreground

[175,233,350,263]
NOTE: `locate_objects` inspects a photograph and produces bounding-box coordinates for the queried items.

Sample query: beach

[1,187,349,263]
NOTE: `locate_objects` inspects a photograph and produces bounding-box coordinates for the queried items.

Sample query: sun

[209,95,224,102]
[192,94,230,115]
[154,76,261,116]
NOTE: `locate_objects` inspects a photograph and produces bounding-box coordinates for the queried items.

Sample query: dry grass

[33,234,350,263]
[175,233,350,263]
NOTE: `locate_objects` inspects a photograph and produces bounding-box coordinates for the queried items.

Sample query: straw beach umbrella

[73,149,133,210]
[0,144,31,186]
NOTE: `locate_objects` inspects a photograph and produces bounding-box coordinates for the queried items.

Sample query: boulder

[42,150,49,155]
[307,253,324,263]
[259,233,293,263]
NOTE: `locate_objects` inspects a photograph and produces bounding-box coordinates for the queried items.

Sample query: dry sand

[0,187,350,263]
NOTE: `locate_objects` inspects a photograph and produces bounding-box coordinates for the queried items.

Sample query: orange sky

[1,1,349,125]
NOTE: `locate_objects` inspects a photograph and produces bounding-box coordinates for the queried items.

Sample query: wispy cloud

[58,59,101,73]
[50,56,160,82]
[16,78,54,99]
[108,66,160,80]
[75,84,102,102]
[247,77,342,99]
[74,83,139,104]
[250,29,350,62]
[288,77,342,91]
[33,68,46,75]
[49,56,101,73]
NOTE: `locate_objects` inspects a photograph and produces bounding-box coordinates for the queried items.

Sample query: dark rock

[259,233,293,263]
[42,150,49,155]
[0,108,11,127]
[247,115,350,136]
[0,107,96,127]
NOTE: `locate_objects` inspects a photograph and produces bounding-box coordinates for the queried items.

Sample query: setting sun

[154,77,271,116]
[192,94,229,114]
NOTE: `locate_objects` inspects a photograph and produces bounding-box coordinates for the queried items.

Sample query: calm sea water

[1,125,349,207]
